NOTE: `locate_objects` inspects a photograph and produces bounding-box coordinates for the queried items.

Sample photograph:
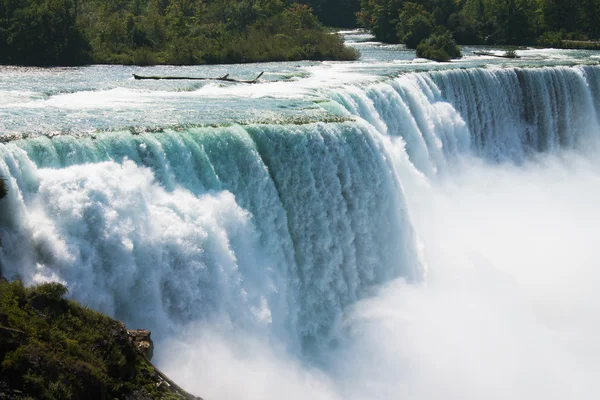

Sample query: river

[1,31,600,399]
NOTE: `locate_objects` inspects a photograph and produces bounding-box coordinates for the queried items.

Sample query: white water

[2,60,600,398]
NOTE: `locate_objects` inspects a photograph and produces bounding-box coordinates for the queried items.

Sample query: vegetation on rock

[416,31,461,62]
[0,279,193,400]
[0,0,358,66]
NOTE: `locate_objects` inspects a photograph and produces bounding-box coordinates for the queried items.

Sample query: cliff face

[0,278,200,400]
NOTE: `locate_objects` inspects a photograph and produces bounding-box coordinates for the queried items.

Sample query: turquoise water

[2,30,599,137]
[2,31,600,399]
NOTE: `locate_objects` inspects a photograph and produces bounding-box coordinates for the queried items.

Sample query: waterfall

[0,122,422,351]
[330,65,600,176]
[1,64,599,353]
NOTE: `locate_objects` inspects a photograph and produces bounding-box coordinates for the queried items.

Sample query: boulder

[127,329,154,361]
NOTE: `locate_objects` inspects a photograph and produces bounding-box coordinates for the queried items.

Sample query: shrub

[538,31,564,47]
[416,31,462,62]
[32,282,69,301]
[130,48,158,66]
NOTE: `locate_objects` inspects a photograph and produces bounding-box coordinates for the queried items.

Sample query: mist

[157,151,600,400]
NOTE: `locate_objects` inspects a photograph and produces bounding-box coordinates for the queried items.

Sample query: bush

[130,48,158,66]
[416,31,462,62]
[538,31,564,47]
[33,282,69,301]
[537,30,600,50]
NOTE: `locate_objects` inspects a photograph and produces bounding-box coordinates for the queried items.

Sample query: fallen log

[472,51,520,59]
[133,71,264,83]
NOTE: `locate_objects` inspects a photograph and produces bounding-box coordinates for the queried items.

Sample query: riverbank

[0,0,358,67]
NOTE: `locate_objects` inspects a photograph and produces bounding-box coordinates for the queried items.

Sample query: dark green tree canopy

[397,2,435,49]
[0,0,358,66]
[357,0,600,48]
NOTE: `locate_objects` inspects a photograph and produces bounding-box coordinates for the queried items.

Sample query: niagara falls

[3,19,600,399]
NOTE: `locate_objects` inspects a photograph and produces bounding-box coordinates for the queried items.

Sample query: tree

[1,0,359,66]
[357,0,406,43]
[397,2,435,48]
[300,0,361,27]
[1,0,88,65]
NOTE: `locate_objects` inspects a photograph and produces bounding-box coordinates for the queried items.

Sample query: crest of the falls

[329,65,600,176]
[0,122,422,350]
[2,61,600,355]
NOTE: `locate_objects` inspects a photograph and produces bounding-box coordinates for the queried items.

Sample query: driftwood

[133,72,264,83]
[472,51,520,59]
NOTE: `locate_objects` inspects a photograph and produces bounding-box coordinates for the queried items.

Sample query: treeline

[300,0,361,27]
[0,0,358,66]
[356,0,600,47]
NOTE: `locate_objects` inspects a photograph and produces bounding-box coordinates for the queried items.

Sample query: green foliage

[0,279,173,399]
[0,0,358,66]
[299,0,361,28]
[358,0,600,48]
[357,0,406,43]
[537,31,565,47]
[34,282,69,301]
[0,0,90,65]
[416,30,461,62]
[397,2,435,49]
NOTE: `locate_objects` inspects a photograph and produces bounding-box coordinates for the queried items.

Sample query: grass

[0,279,183,399]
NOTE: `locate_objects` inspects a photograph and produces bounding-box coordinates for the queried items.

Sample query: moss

[0,280,189,400]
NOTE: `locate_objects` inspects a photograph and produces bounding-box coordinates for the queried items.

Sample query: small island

[357,0,600,61]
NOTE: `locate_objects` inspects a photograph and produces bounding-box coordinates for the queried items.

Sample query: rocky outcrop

[128,329,154,361]
[0,279,203,400]
[126,330,201,400]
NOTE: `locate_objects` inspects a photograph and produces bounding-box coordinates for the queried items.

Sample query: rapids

[2,33,600,398]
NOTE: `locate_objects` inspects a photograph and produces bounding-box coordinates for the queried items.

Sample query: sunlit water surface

[2,31,600,399]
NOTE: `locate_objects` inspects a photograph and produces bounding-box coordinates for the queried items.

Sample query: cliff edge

[0,278,201,400]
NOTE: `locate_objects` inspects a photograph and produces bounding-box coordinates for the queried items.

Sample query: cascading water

[0,121,422,350]
[2,58,600,398]
[329,65,600,175]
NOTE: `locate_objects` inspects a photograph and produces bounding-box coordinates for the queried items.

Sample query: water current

[2,31,600,399]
